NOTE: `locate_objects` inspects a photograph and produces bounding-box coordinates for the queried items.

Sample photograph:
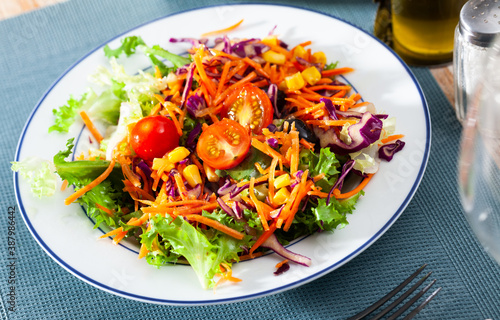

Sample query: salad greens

[12,30,405,290]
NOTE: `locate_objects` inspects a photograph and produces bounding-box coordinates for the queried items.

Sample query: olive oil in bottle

[391,0,467,65]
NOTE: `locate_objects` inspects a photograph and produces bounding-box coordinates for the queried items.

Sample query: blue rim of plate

[13,3,431,305]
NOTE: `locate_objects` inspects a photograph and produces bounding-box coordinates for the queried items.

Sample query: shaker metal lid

[460,0,500,46]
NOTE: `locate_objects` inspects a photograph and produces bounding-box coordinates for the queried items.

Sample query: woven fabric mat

[0,0,499,319]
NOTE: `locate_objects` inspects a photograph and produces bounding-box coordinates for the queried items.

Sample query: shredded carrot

[284,180,313,231]
[138,243,149,259]
[60,179,68,191]
[307,85,351,91]
[123,180,156,202]
[289,130,300,175]
[186,214,245,240]
[307,190,329,198]
[243,57,270,78]
[333,174,374,199]
[267,157,279,206]
[217,59,233,96]
[249,177,270,231]
[135,167,149,192]
[251,138,286,163]
[201,19,244,37]
[154,199,213,208]
[316,78,333,84]
[174,173,188,201]
[297,40,312,48]
[213,71,257,106]
[249,221,277,256]
[238,251,263,261]
[380,134,405,144]
[255,162,268,175]
[117,155,141,188]
[79,110,103,143]
[112,229,128,245]
[99,227,123,239]
[305,119,357,127]
[96,203,114,216]
[300,138,315,150]
[275,259,289,269]
[164,102,183,137]
[193,47,217,97]
[321,67,355,77]
[126,212,150,226]
[174,202,219,216]
[65,159,116,205]
[289,102,324,118]
[214,263,242,292]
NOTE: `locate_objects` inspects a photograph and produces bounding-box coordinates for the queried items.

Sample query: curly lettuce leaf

[53,139,130,228]
[140,44,191,69]
[299,147,340,191]
[143,214,245,289]
[276,191,363,243]
[216,147,272,181]
[103,35,191,73]
[11,157,57,198]
[312,193,362,230]
[49,82,125,133]
[142,210,253,289]
[103,36,146,58]
[49,93,89,133]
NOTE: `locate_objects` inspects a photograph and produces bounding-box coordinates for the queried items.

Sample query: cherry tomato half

[130,115,180,161]
[221,84,273,134]
[196,119,251,170]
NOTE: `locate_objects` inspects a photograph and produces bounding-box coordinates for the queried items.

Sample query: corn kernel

[152,158,174,171]
[301,66,322,86]
[183,164,202,188]
[312,51,327,64]
[203,162,220,183]
[273,187,290,206]
[274,173,291,189]
[285,72,306,91]
[261,36,278,46]
[168,146,190,163]
[278,80,288,91]
[293,45,307,60]
[262,50,286,65]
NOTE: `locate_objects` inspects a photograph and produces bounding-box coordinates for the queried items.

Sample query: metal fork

[347,264,441,320]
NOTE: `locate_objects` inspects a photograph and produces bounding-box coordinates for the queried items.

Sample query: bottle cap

[460,0,500,47]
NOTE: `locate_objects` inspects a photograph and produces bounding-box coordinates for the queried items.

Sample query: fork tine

[386,279,438,320]
[402,286,442,320]
[346,264,428,320]
[370,271,432,320]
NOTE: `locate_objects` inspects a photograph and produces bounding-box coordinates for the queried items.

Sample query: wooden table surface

[0,0,455,106]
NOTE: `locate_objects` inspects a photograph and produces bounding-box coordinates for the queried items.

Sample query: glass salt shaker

[454,0,500,123]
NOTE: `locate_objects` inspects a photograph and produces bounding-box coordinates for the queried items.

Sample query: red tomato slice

[196,119,251,170]
[130,115,180,161]
[221,84,273,134]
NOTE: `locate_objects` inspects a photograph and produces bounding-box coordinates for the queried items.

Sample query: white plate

[14,4,430,305]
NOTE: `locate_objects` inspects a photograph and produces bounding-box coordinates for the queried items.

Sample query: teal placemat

[1,0,499,319]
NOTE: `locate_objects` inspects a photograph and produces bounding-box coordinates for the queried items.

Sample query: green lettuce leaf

[324,61,339,70]
[53,139,131,228]
[299,147,340,191]
[276,191,362,243]
[141,44,191,69]
[48,93,89,133]
[11,157,57,198]
[217,147,272,181]
[103,36,146,58]
[103,35,191,73]
[143,214,246,289]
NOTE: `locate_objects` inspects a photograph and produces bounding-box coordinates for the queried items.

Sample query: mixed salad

[12,22,405,289]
